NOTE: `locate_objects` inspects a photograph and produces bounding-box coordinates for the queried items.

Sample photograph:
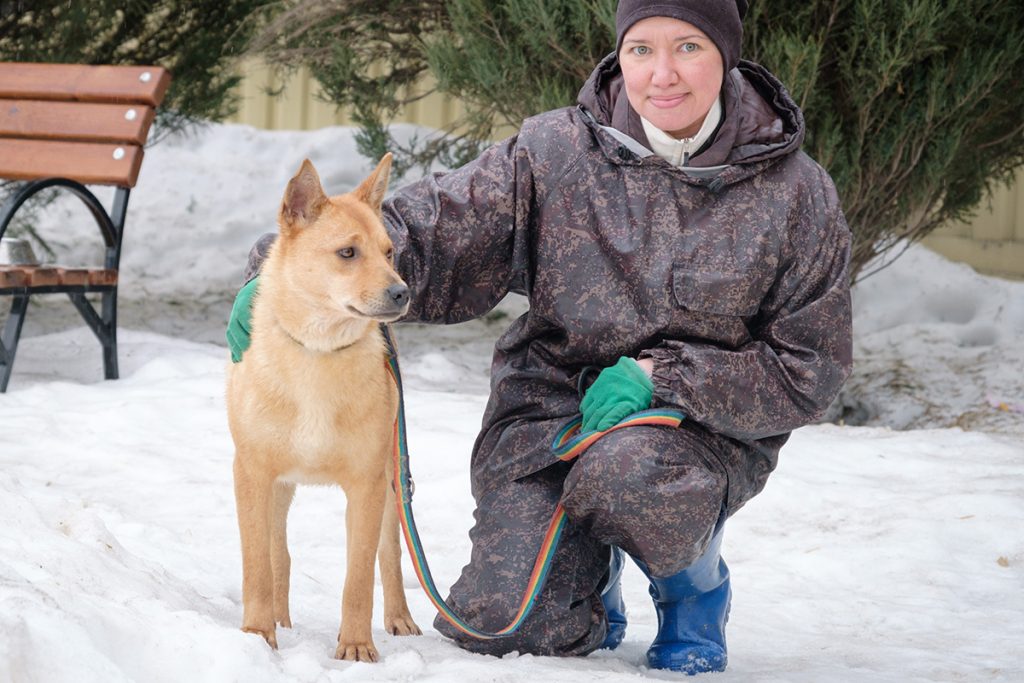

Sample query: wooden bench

[0,62,171,392]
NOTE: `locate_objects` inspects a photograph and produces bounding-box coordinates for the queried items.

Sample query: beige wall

[226,62,466,132]
[922,170,1024,280]
[227,63,1024,280]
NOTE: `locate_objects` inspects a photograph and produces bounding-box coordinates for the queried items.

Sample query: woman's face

[619,16,724,139]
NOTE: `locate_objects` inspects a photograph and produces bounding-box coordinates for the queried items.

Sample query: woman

[229,0,852,673]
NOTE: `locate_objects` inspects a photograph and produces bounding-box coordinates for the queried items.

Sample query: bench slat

[0,62,171,106]
[87,269,119,286]
[25,266,60,287]
[0,99,155,144]
[54,268,90,286]
[0,268,28,288]
[0,138,143,187]
[0,265,118,289]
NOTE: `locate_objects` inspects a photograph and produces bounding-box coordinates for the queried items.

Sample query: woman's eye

[631,45,650,56]
[338,247,356,259]
[681,42,698,53]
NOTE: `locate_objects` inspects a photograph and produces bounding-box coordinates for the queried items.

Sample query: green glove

[226,277,259,363]
[580,356,654,432]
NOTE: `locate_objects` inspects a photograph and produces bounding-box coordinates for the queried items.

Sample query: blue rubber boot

[637,526,730,674]
[599,546,627,649]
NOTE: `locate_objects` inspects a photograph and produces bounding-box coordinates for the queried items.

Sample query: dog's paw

[276,615,292,629]
[334,640,379,662]
[242,625,278,650]
[385,614,422,636]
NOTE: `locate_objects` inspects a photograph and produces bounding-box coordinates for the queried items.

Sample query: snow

[2,122,1022,682]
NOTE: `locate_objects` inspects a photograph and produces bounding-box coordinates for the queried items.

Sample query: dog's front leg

[271,480,296,628]
[379,464,421,636]
[336,472,386,662]
[234,455,278,649]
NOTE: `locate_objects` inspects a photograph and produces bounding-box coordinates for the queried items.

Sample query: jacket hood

[577,52,805,169]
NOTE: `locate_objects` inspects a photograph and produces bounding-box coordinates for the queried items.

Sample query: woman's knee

[559,429,727,573]
[432,466,608,656]
[433,592,604,657]
[432,534,607,657]
[560,428,723,519]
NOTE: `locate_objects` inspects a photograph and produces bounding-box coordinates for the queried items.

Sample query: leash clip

[391,475,415,503]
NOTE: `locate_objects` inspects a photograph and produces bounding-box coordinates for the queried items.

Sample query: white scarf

[641,96,723,167]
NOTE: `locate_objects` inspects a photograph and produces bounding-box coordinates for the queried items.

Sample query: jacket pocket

[671,266,762,317]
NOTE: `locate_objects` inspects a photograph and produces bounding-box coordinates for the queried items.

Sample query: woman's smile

[649,93,688,108]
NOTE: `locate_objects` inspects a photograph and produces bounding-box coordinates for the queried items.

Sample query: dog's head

[276,155,409,323]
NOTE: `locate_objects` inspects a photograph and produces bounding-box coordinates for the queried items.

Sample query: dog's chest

[289,403,346,463]
[278,373,391,477]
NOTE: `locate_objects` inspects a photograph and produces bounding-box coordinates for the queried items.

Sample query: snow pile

[842,247,1024,434]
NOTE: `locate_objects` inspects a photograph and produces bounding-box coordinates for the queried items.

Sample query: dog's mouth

[345,304,409,323]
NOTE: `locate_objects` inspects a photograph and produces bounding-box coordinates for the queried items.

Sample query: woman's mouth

[649,94,687,109]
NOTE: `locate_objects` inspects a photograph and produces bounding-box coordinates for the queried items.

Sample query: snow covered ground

[1,123,1022,682]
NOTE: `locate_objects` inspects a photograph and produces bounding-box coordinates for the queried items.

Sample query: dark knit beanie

[615,0,747,72]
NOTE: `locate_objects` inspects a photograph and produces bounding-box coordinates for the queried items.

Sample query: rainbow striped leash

[382,330,684,639]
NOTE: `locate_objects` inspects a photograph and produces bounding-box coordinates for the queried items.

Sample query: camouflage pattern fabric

[432,424,727,657]
[382,56,852,514]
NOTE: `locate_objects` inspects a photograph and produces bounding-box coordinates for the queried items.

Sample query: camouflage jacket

[384,55,853,512]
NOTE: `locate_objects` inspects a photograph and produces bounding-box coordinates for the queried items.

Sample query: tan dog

[226,155,420,662]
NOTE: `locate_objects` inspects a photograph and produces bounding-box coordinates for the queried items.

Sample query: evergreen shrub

[120,2,1024,278]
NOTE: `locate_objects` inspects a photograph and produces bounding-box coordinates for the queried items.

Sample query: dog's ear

[354,153,392,213]
[281,159,328,228]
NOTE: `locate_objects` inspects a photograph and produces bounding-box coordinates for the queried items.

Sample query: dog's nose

[386,283,410,307]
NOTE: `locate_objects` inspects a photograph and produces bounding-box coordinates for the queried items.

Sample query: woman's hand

[580,356,654,432]
[226,277,259,363]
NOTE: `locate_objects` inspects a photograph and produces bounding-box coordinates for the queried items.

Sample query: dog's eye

[337,247,357,259]
[386,248,394,260]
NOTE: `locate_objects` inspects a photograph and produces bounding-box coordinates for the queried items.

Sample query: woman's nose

[651,54,678,87]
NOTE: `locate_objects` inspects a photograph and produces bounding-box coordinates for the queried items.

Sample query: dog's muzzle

[386,283,410,309]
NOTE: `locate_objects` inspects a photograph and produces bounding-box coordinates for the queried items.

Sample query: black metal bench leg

[101,288,118,380]
[1,294,30,393]
[68,290,119,382]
